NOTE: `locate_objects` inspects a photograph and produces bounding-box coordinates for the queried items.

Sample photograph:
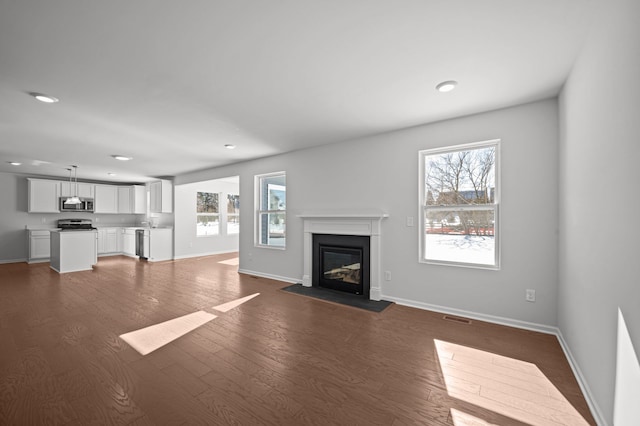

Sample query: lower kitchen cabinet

[97,228,121,255]
[28,230,51,262]
[122,228,137,256]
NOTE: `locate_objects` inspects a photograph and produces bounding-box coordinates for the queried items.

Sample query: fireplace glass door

[320,247,363,294]
[313,234,370,297]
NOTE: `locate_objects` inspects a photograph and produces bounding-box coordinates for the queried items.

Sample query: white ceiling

[0,0,594,183]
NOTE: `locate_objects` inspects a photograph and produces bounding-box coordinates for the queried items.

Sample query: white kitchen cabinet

[149,180,172,213]
[149,228,172,262]
[122,228,137,256]
[117,186,132,214]
[28,179,60,213]
[50,230,97,273]
[133,185,146,214]
[28,230,51,262]
[97,228,120,254]
[60,182,94,198]
[94,185,118,213]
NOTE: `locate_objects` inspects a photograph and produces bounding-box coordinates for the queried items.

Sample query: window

[196,192,219,236]
[227,194,240,235]
[256,172,286,248]
[419,140,499,268]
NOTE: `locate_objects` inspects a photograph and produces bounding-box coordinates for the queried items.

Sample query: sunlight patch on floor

[120,293,261,355]
[120,311,217,355]
[218,257,239,266]
[212,292,259,312]
[434,339,590,425]
[450,408,497,425]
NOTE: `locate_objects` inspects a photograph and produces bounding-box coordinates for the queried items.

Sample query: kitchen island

[50,230,98,273]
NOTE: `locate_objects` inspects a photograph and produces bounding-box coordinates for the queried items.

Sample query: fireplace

[313,234,370,298]
[298,210,388,301]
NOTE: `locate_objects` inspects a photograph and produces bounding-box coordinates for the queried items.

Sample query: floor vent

[443,315,472,325]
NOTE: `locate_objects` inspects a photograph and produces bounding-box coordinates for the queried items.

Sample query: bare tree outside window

[196,192,219,236]
[421,141,499,268]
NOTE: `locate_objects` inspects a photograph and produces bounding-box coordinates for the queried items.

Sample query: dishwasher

[135,229,150,259]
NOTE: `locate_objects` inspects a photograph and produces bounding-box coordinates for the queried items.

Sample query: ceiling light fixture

[112,155,132,161]
[224,144,236,150]
[436,80,458,93]
[108,172,117,176]
[8,161,21,166]
[29,92,59,103]
[64,166,82,205]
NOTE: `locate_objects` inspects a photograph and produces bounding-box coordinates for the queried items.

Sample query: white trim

[238,268,299,284]
[299,212,388,301]
[255,171,286,248]
[418,139,501,269]
[173,250,238,260]
[383,294,558,334]
[556,330,609,426]
[1,258,28,264]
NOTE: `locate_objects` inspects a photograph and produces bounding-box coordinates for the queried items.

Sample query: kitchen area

[24,177,174,271]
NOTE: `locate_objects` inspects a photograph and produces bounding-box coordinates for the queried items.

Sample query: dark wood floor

[0,254,595,425]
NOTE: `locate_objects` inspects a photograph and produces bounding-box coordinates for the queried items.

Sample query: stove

[57,219,97,231]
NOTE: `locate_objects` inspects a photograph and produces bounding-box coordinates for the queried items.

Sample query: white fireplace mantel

[297,210,388,301]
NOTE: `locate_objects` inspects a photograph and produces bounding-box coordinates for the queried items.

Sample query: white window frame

[418,140,500,269]
[255,171,286,249]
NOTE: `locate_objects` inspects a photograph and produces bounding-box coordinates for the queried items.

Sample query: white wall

[558,0,640,423]
[174,177,239,259]
[0,173,146,263]
[177,98,560,329]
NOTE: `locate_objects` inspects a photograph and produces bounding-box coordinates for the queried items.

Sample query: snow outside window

[255,172,286,248]
[419,140,500,269]
[227,194,240,235]
[197,192,219,236]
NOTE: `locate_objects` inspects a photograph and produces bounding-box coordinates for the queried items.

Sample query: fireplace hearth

[313,234,370,298]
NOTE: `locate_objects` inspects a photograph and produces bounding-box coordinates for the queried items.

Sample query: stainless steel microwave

[59,197,95,212]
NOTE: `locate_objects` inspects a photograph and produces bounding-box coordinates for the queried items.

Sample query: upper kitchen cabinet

[28,178,60,213]
[61,181,94,198]
[117,186,132,214]
[94,184,118,213]
[149,180,172,213]
[117,185,146,214]
[133,185,146,214]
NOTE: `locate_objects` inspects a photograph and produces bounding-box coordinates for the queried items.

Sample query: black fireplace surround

[312,234,370,298]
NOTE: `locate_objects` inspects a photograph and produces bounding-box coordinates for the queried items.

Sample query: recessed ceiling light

[112,155,133,161]
[436,80,458,93]
[107,172,117,176]
[29,92,59,103]
[224,144,236,150]
[8,161,21,166]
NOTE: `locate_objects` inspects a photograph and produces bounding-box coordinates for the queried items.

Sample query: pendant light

[64,165,81,205]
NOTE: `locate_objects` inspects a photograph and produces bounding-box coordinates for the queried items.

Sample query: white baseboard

[556,330,609,426]
[173,250,237,260]
[382,294,558,334]
[1,258,28,264]
[238,268,299,284]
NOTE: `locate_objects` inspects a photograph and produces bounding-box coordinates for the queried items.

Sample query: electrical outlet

[41,217,46,224]
[384,271,391,281]
[526,289,536,302]
[406,216,414,227]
